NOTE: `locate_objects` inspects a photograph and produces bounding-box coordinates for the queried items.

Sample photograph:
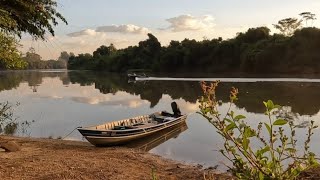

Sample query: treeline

[21,50,72,69]
[67,27,320,74]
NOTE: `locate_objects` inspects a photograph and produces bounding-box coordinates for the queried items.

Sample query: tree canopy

[68,26,320,75]
[0,0,67,70]
[0,0,67,39]
[273,18,302,36]
[0,32,27,69]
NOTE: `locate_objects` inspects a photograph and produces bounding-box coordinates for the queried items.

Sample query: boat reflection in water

[125,122,188,152]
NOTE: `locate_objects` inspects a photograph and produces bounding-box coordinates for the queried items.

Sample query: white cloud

[19,16,248,60]
[67,29,97,37]
[165,14,215,32]
[96,24,150,34]
[70,96,149,108]
[66,24,150,38]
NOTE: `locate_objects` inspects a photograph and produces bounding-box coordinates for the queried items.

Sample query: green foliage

[0,0,67,39]
[299,12,316,27]
[273,18,302,36]
[0,0,67,70]
[151,167,158,180]
[0,32,27,69]
[0,102,17,135]
[21,49,66,69]
[199,81,319,179]
[67,25,320,74]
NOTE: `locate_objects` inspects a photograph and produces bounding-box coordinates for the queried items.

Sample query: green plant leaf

[260,146,270,155]
[243,138,250,151]
[274,105,281,109]
[285,148,296,153]
[234,115,246,121]
[224,118,233,124]
[244,127,256,137]
[263,101,268,108]
[264,123,272,136]
[266,100,274,111]
[225,123,237,131]
[273,119,287,126]
[259,171,264,180]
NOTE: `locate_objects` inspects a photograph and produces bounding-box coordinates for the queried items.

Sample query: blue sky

[20,0,320,59]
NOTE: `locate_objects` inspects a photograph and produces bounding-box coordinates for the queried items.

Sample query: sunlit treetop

[0,0,67,40]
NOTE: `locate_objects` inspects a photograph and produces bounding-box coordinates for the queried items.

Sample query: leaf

[234,115,246,121]
[285,148,296,153]
[273,119,287,126]
[259,171,264,180]
[274,105,281,109]
[267,100,274,111]
[260,146,270,155]
[230,111,234,118]
[243,138,249,151]
[263,101,268,108]
[244,127,256,137]
[264,100,281,112]
[256,146,270,158]
[225,123,237,131]
[264,123,272,136]
[224,118,233,124]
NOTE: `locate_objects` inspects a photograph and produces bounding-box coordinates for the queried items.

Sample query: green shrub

[198,81,319,179]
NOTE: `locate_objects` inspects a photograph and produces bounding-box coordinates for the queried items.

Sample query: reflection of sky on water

[1,72,320,169]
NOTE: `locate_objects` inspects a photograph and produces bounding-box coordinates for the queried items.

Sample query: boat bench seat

[149,114,175,124]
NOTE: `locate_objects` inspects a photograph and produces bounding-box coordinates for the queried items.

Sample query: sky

[19,0,320,60]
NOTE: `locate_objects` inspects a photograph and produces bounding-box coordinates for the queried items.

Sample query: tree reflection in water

[1,70,320,116]
[0,101,35,136]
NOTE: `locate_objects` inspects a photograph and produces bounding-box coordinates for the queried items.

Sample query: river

[1,70,320,169]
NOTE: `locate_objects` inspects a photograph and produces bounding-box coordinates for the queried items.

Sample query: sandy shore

[0,135,233,180]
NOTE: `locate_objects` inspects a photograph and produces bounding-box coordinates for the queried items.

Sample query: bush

[198,81,319,179]
[0,102,17,135]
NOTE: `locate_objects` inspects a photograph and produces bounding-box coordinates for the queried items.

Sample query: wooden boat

[77,106,186,146]
[125,122,188,151]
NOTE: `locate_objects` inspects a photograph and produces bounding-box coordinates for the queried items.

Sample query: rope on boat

[62,127,79,140]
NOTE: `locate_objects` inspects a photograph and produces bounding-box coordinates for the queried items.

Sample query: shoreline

[0,135,232,180]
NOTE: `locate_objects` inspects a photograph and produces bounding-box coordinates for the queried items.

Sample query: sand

[0,135,233,180]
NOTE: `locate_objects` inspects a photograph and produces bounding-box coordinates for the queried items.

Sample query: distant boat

[127,73,148,80]
[77,102,186,146]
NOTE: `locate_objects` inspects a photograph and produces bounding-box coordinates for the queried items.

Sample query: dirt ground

[0,135,233,180]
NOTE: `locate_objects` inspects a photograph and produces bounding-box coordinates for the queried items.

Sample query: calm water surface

[1,70,320,169]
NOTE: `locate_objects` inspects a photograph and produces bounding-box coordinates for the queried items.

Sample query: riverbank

[0,135,232,180]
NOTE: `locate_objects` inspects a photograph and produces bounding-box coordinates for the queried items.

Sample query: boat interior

[91,112,179,131]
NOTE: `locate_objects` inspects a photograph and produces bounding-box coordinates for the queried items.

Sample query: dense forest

[68,15,320,74]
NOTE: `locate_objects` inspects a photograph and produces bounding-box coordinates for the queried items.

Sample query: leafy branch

[198,81,319,179]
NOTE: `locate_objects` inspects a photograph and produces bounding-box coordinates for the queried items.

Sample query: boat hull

[78,114,187,146]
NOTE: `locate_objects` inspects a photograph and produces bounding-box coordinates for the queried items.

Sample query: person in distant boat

[171,101,181,117]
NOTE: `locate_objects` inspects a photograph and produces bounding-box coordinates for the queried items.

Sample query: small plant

[151,166,158,180]
[0,101,18,134]
[198,81,319,179]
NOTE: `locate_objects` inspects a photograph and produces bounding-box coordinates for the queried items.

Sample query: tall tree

[0,32,27,69]
[273,18,302,36]
[0,0,67,70]
[299,12,316,27]
[58,51,73,62]
[0,0,67,40]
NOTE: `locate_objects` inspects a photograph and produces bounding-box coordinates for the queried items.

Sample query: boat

[125,122,188,151]
[77,102,186,146]
[127,73,147,80]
